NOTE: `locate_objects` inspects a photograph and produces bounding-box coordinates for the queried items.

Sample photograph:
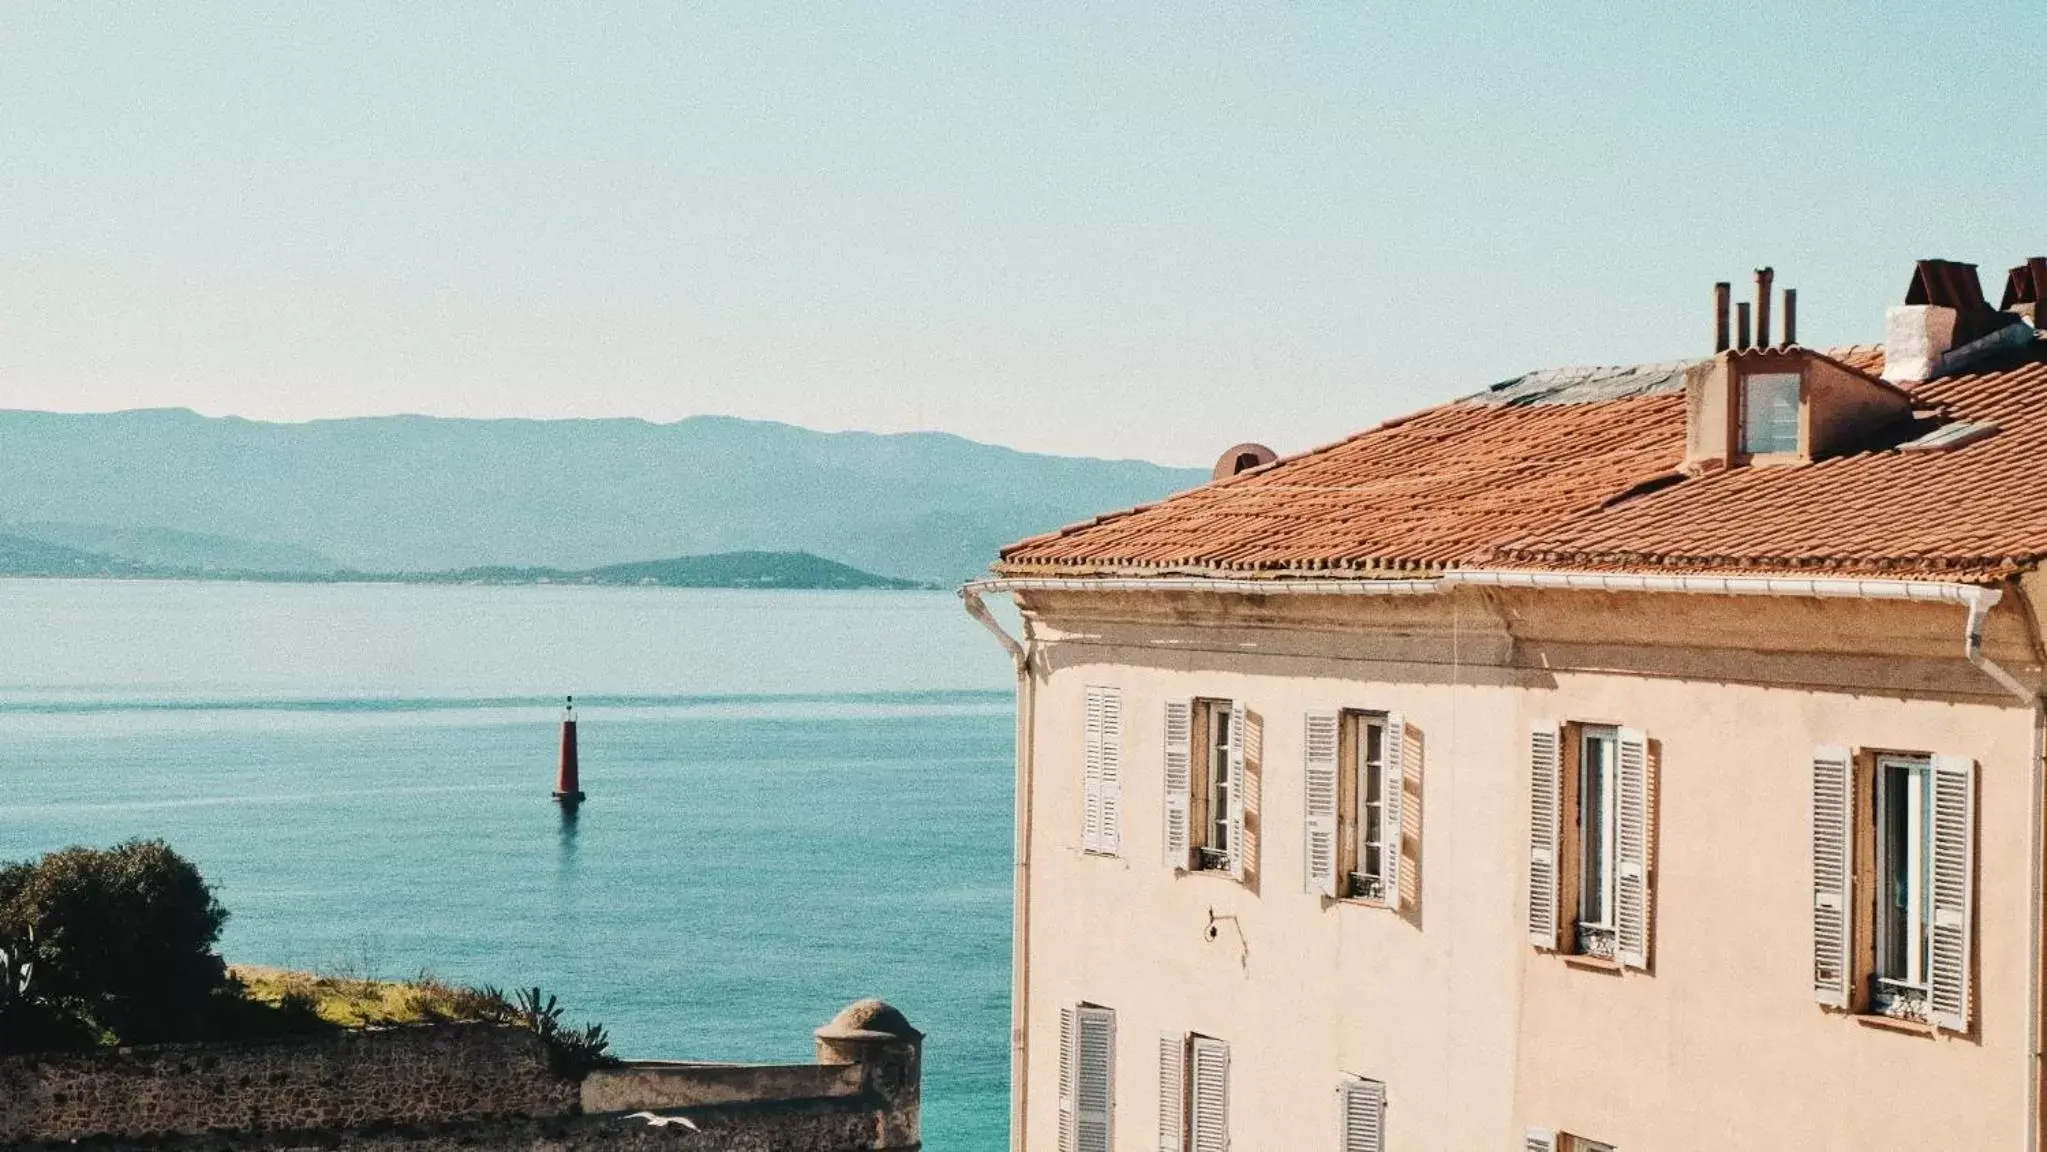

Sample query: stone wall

[0,1024,577,1144]
[4,1106,893,1152]
[0,1000,923,1152]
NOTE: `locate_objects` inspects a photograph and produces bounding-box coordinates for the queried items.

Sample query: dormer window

[1740,371,1802,456]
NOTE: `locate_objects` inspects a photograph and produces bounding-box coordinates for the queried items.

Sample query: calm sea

[0,579,1016,1150]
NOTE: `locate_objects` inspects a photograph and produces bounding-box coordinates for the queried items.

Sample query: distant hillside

[0,410,1206,583]
[419,551,922,589]
[0,544,923,590]
[0,531,161,577]
[2,521,337,574]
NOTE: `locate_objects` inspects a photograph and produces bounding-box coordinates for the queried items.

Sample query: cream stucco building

[966,259,2047,1151]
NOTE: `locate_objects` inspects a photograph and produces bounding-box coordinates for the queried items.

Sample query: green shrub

[0,840,230,1046]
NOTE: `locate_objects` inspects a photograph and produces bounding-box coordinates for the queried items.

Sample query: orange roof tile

[995,339,2047,585]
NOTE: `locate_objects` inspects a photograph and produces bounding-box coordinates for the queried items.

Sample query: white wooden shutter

[1189,1036,1229,1152]
[1616,726,1650,970]
[1527,723,1562,949]
[1157,1033,1186,1152]
[1083,690,1106,853]
[1524,1129,1557,1152]
[1810,744,1854,1008]
[1164,701,1193,870]
[1058,1005,1079,1152]
[1225,703,1247,881]
[1337,1077,1385,1152]
[1382,712,1407,911]
[1076,1006,1115,1152]
[1929,754,1975,1032]
[1099,689,1123,855]
[1303,711,1341,897]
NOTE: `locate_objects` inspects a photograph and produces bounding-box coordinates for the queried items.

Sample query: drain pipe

[961,585,1036,1152]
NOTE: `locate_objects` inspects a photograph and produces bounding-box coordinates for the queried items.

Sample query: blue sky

[3,3,2043,465]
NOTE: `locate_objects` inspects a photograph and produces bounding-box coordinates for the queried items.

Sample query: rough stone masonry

[0,1000,922,1152]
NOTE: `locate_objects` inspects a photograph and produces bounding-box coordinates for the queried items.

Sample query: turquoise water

[0,580,1016,1150]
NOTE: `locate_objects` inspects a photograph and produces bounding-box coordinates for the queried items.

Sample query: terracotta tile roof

[999,363,1693,576]
[995,337,2047,585]
[1501,341,2047,582]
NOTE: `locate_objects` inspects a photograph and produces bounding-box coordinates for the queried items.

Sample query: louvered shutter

[1099,689,1123,855]
[1164,702,1193,869]
[1225,703,1247,881]
[1382,712,1407,911]
[1337,1077,1385,1152]
[1527,723,1562,949]
[1189,1037,1229,1152]
[1303,712,1341,896]
[1524,1129,1557,1152]
[1616,727,1650,970]
[1810,745,1853,1008]
[1157,1033,1186,1152]
[1929,754,1975,1032]
[1058,1006,1079,1152]
[1083,690,1106,853]
[1076,1006,1115,1152]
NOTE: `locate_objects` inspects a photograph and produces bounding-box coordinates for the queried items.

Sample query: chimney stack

[1885,259,1998,383]
[2002,257,2047,329]
[1755,268,1774,349]
[1712,270,1796,352]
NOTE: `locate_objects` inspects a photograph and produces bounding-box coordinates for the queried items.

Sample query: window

[1526,1132,1614,1152]
[1303,710,1408,904]
[1058,1004,1115,1152]
[1740,371,1801,455]
[1081,686,1123,855]
[1165,698,1248,877]
[1202,702,1233,869]
[1876,754,1932,1013]
[1337,1076,1386,1152]
[1811,746,1974,1030]
[1528,722,1652,968]
[1577,725,1618,953]
[1354,715,1395,902]
[1160,1033,1228,1152]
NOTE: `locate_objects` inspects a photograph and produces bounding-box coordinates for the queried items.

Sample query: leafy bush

[0,840,230,1048]
[0,842,621,1071]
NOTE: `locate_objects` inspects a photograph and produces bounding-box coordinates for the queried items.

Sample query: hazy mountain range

[0,532,922,590]
[0,409,1206,584]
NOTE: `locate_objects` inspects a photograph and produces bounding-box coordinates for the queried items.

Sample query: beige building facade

[971,259,2047,1150]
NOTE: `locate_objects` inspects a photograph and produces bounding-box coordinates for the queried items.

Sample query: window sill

[1335,895,1394,911]
[1853,1014,1937,1038]
[1560,953,1625,974]
[1079,848,1120,859]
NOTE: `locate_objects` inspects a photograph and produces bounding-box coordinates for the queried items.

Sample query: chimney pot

[1783,288,1797,347]
[1713,282,1732,352]
[1755,267,1774,349]
[1736,301,1752,350]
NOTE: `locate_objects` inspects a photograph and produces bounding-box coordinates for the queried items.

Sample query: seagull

[625,1111,700,1130]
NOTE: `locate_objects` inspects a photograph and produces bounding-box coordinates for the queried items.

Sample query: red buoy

[554,696,585,804]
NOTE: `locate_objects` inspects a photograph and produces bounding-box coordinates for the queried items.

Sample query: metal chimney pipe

[1714,282,1732,352]
[1755,267,1774,349]
[1736,301,1752,350]
[1783,288,1797,347]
